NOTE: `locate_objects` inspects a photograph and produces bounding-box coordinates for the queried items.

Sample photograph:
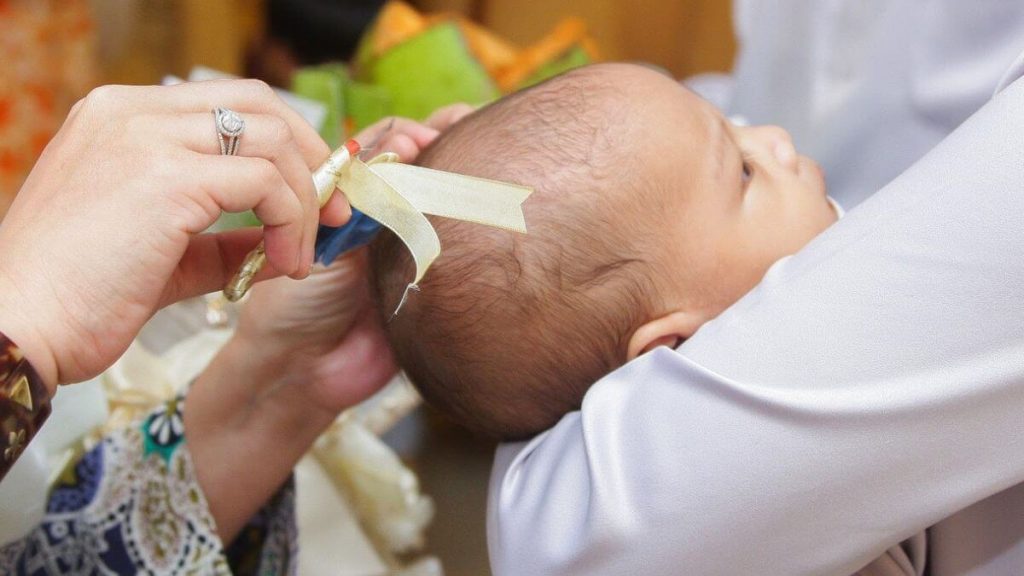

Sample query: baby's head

[370,63,837,440]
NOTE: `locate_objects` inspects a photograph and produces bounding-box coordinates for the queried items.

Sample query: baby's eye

[741,162,753,183]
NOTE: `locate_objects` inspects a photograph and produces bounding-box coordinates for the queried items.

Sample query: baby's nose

[756,125,799,172]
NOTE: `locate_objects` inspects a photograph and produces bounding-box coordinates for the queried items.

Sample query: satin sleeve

[488,60,1024,576]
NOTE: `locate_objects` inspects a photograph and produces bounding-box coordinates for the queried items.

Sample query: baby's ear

[627,311,707,361]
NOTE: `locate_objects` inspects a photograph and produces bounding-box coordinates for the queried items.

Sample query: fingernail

[301,248,313,277]
[293,248,306,277]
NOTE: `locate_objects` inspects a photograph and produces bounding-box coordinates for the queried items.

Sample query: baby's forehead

[508,64,718,157]
[570,65,718,134]
[426,64,724,215]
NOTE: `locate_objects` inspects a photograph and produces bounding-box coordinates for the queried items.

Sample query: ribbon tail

[369,163,532,233]
[338,159,440,286]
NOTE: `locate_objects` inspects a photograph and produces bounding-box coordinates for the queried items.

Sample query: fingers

[163,79,331,166]
[172,112,319,270]
[160,228,270,306]
[372,133,425,164]
[320,192,351,227]
[356,117,440,163]
[71,81,332,168]
[424,102,476,131]
[189,154,315,278]
[350,106,475,165]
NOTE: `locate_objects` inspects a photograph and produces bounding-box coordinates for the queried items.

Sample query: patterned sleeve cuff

[0,333,51,483]
[0,398,298,576]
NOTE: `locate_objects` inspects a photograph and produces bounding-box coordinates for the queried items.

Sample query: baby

[369,63,838,440]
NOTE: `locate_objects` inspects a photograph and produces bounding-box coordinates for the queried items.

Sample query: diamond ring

[213,107,245,156]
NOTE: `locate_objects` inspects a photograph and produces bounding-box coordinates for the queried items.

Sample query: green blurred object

[291,62,395,137]
[345,81,393,133]
[359,22,499,121]
[288,3,597,143]
[209,210,261,232]
[518,45,593,90]
[291,65,349,148]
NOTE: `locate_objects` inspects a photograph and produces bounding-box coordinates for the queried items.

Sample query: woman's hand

[0,80,349,391]
[229,106,477,405]
[185,108,474,541]
[226,106,476,394]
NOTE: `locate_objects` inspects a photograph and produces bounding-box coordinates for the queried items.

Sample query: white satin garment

[488,55,1024,576]
[705,0,1024,209]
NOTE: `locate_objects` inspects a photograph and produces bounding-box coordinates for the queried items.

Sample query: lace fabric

[0,399,296,575]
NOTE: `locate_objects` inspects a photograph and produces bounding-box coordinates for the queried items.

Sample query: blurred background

[0,1,736,574]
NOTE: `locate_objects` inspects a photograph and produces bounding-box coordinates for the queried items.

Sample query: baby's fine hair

[370,64,667,439]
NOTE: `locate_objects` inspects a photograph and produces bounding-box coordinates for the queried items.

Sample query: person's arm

[185,111,451,542]
[0,111,455,573]
[0,79,349,481]
[488,60,1024,576]
[0,255,399,575]
[186,264,395,543]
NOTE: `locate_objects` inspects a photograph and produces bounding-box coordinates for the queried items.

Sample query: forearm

[490,62,1024,575]
[186,334,337,543]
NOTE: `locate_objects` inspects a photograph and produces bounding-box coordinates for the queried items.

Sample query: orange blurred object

[451,16,520,76]
[366,1,430,55]
[362,1,598,93]
[0,0,97,217]
[495,17,596,91]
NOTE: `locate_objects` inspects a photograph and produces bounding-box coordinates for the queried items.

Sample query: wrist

[222,333,339,434]
[186,335,335,542]
[188,334,290,429]
[221,330,294,384]
[187,332,335,448]
[0,275,58,393]
[228,324,317,382]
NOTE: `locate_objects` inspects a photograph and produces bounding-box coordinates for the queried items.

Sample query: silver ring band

[213,107,245,156]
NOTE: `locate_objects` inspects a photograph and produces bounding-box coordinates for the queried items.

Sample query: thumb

[160,227,281,307]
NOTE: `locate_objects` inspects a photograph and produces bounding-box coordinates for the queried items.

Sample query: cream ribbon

[344,153,531,285]
[225,143,532,301]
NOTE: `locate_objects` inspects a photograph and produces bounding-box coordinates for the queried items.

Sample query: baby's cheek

[718,242,787,303]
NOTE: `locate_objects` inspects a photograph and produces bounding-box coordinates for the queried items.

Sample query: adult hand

[186,110,469,541]
[0,80,349,390]
[227,106,476,408]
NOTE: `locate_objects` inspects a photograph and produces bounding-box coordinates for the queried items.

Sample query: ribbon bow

[224,140,532,301]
